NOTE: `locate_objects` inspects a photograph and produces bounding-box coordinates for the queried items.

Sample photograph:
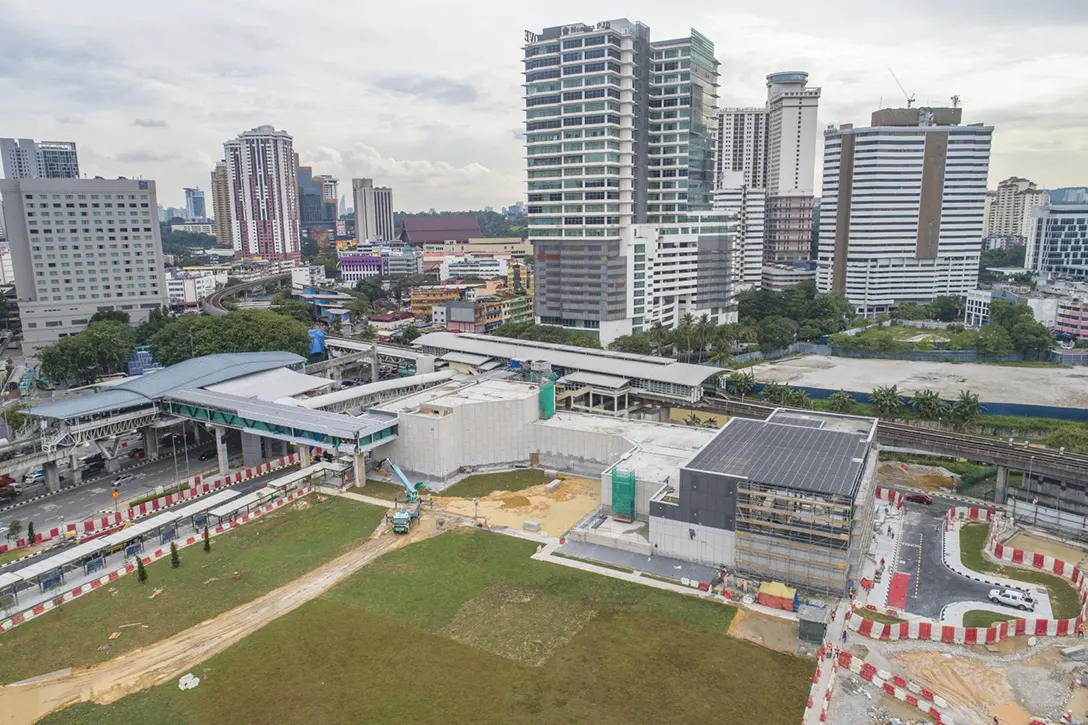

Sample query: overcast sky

[3,0,1086,210]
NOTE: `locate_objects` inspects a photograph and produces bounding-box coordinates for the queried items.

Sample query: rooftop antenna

[888,69,915,109]
[951,95,961,108]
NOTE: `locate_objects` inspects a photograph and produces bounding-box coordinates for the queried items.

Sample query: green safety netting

[612,469,635,520]
[539,381,555,419]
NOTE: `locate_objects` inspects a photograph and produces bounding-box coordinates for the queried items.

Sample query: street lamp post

[171,433,180,496]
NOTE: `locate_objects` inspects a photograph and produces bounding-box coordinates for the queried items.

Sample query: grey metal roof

[164,388,398,441]
[685,418,869,497]
[28,352,307,420]
[560,371,631,389]
[769,414,825,429]
[414,332,722,389]
[441,352,493,366]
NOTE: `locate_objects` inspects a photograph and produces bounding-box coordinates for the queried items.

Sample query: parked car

[128,448,146,459]
[84,462,105,477]
[113,473,136,486]
[198,450,216,461]
[989,588,1035,611]
[905,493,932,505]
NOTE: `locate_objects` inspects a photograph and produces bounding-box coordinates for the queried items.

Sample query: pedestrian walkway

[943,520,1054,619]
[802,600,849,725]
[857,503,905,611]
[317,486,394,510]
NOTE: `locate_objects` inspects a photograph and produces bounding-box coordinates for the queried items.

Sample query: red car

[905,493,932,505]
[129,448,146,459]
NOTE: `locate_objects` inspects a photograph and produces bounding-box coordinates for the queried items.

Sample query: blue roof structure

[27,352,306,421]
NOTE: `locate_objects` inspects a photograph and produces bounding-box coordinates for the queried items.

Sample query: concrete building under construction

[644,409,878,595]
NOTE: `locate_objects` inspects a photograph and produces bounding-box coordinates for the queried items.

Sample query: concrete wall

[601,468,664,521]
[650,516,736,567]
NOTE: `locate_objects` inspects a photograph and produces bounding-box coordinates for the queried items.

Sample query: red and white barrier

[801,647,838,724]
[874,486,904,509]
[0,485,315,634]
[838,650,956,724]
[849,505,1087,645]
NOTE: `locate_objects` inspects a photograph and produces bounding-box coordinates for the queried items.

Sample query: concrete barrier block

[522,520,541,532]
[544,479,562,493]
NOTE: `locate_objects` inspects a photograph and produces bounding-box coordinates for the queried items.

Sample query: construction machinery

[379,458,425,534]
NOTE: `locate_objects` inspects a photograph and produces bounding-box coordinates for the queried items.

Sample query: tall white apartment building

[223,126,300,260]
[816,107,993,316]
[183,187,206,220]
[985,176,1048,240]
[0,178,168,348]
[165,269,219,310]
[715,108,766,188]
[352,178,396,242]
[1,139,80,180]
[524,19,727,343]
[712,172,763,291]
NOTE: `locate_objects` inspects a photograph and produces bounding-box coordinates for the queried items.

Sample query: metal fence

[831,349,1025,363]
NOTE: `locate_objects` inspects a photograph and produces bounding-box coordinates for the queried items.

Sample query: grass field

[962,610,1018,628]
[0,546,32,567]
[0,497,387,685]
[361,479,411,500]
[39,531,815,725]
[960,523,1082,620]
[440,468,551,497]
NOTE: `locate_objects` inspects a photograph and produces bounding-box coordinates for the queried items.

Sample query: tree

[609,334,656,355]
[300,237,320,262]
[272,299,315,325]
[346,297,370,322]
[2,404,28,431]
[787,388,811,409]
[870,385,903,417]
[926,295,964,323]
[895,302,929,321]
[684,413,702,427]
[170,541,180,569]
[702,417,719,428]
[727,371,755,398]
[39,321,137,385]
[827,390,853,413]
[354,324,377,341]
[761,380,783,403]
[949,390,982,428]
[909,389,947,421]
[90,309,130,325]
[492,322,601,349]
[401,325,422,344]
[756,316,795,353]
[135,306,173,345]
[972,324,1014,355]
[6,519,20,543]
[1046,424,1088,455]
[26,521,34,544]
[355,278,389,302]
[136,557,148,584]
[805,293,853,329]
[797,321,824,342]
[203,525,211,552]
[150,310,309,366]
[1009,319,1053,355]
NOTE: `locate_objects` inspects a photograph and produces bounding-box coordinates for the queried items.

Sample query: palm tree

[768,383,794,405]
[683,413,703,427]
[762,380,783,404]
[909,389,946,421]
[702,417,719,428]
[949,390,982,428]
[787,388,812,409]
[870,385,903,418]
[678,313,696,359]
[827,390,853,413]
[695,315,714,362]
[709,338,733,368]
[648,322,669,357]
[727,371,756,398]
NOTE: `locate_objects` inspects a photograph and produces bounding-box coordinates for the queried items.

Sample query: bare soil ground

[726,608,800,654]
[0,517,441,725]
[1007,532,1088,566]
[875,461,956,493]
[434,475,599,538]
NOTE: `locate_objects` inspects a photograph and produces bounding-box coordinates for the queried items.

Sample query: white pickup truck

[989,588,1036,611]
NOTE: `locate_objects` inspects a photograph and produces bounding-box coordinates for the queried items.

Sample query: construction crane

[888,69,915,109]
[378,458,424,533]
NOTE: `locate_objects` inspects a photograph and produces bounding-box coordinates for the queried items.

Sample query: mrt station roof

[28,352,308,421]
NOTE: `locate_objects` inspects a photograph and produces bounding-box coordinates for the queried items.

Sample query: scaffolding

[612,469,636,523]
[539,381,555,419]
[733,478,864,596]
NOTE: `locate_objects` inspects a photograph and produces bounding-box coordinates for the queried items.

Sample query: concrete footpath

[802,600,849,725]
[317,486,394,510]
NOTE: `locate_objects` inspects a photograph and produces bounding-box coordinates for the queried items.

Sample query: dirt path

[726,608,799,654]
[0,518,442,725]
[1007,532,1088,566]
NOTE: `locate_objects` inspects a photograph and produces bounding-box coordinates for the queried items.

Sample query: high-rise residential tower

[0,177,168,348]
[1,139,80,180]
[524,19,731,343]
[209,161,232,248]
[816,107,993,316]
[352,178,395,242]
[985,176,1048,240]
[715,108,766,188]
[183,187,206,220]
[223,126,300,259]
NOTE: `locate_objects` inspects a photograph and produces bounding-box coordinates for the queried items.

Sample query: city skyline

[3,1,1085,210]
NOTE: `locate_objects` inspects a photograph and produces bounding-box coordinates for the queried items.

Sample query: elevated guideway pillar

[214,425,229,477]
[43,460,60,494]
[142,427,159,460]
[353,452,365,488]
[299,446,311,468]
[241,432,262,468]
[68,451,82,487]
[995,465,1009,505]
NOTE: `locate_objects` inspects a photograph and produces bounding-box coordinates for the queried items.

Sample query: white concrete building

[1,138,80,180]
[816,107,993,316]
[0,243,14,284]
[170,221,216,235]
[1026,203,1088,279]
[715,107,766,189]
[440,254,509,281]
[986,177,1047,240]
[223,126,300,260]
[524,20,721,343]
[166,269,218,310]
[712,175,763,291]
[964,288,1058,329]
[291,265,329,289]
[0,178,168,349]
[352,179,395,243]
[761,263,816,291]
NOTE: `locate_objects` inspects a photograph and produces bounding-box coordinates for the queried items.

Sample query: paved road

[0,441,226,535]
[892,492,994,618]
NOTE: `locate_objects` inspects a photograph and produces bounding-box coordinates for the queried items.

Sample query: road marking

[900,543,921,549]
[914,533,923,597]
